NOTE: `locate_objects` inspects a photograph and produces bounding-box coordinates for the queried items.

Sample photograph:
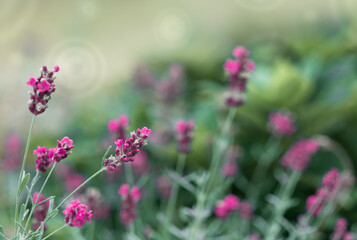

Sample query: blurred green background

[1,0,357,237]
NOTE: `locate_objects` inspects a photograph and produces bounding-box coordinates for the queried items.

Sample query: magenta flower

[103,127,151,171]
[344,233,355,240]
[221,160,238,177]
[51,136,75,163]
[175,120,195,153]
[322,168,340,192]
[250,234,260,240]
[156,176,172,199]
[118,184,141,226]
[214,194,240,219]
[32,193,50,230]
[268,111,296,136]
[223,46,255,107]
[63,200,92,228]
[27,65,59,115]
[33,146,53,173]
[332,218,348,240]
[1,134,22,172]
[108,115,130,140]
[281,139,319,171]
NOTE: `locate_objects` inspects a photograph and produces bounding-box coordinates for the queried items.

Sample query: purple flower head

[108,115,130,140]
[214,194,240,219]
[118,184,141,226]
[63,200,92,228]
[175,120,195,153]
[332,218,348,240]
[269,111,297,136]
[223,46,254,107]
[51,136,74,163]
[281,139,319,171]
[27,65,59,115]
[33,146,52,173]
[104,127,151,171]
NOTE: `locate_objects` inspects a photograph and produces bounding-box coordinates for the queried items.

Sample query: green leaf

[0,225,6,240]
[17,173,30,197]
[19,204,25,222]
[46,209,58,222]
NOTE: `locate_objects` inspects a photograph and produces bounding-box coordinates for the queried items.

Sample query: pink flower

[281,139,319,171]
[130,151,149,175]
[104,127,151,171]
[250,234,260,240]
[344,232,354,240]
[37,80,51,92]
[32,193,50,230]
[322,168,340,191]
[1,134,22,172]
[306,194,324,216]
[156,176,172,199]
[33,146,52,173]
[53,65,60,72]
[240,201,253,220]
[269,111,296,136]
[223,46,254,107]
[51,136,74,163]
[214,194,240,219]
[118,184,141,226]
[108,115,130,140]
[63,200,92,228]
[332,218,348,240]
[221,160,238,177]
[27,65,58,115]
[175,120,195,153]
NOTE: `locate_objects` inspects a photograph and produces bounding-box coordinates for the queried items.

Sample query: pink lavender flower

[108,115,130,140]
[82,188,110,220]
[175,120,195,153]
[156,63,184,104]
[33,146,52,173]
[27,65,59,115]
[156,176,172,199]
[118,184,141,226]
[63,200,92,228]
[344,233,354,240]
[250,234,260,240]
[223,46,255,107]
[322,168,340,192]
[103,127,151,171]
[130,150,149,175]
[1,134,22,172]
[32,193,50,230]
[221,160,238,177]
[51,136,74,163]
[281,139,319,171]
[240,201,253,220]
[332,218,348,240]
[268,111,296,136]
[214,194,240,219]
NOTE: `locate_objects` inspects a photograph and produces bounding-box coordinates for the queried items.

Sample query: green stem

[166,153,186,223]
[55,168,105,211]
[24,163,57,231]
[21,171,40,223]
[42,224,67,240]
[266,171,301,240]
[14,115,36,234]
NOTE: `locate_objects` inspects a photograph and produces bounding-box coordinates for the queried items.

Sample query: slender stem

[24,163,57,231]
[166,153,187,223]
[42,224,67,240]
[21,171,40,223]
[14,115,36,234]
[125,164,136,235]
[55,168,105,211]
[266,171,301,240]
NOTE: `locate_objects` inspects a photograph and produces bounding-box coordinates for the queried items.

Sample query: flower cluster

[33,137,74,173]
[32,193,50,230]
[108,115,130,140]
[214,195,253,220]
[281,139,319,171]
[63,200,92,228]
[82,188,110,220]
[175,120,195,153]
[118,184,141,226]
[1,134,22,172]
[27,65,59,115]
[103,127,151,171]
[306,168,352,216]
[331,218,354,240]
[223,46,255,107]
[221,146,241,177]
[268,111,296,136]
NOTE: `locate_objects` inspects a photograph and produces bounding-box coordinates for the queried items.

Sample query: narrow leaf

[17,173,30,197]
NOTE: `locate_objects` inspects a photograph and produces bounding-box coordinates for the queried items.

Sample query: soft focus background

[1,0,357,238]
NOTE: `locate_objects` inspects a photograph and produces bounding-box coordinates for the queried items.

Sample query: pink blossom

[332,218,348,240]
[175,120,195,153]
[156,176,172,199]
[344,232,354,240]
[33,146,52,173]
[53,65,60,72]
[214,194,240,219]
[63,200,92,228]
[51,136,74,163]
[250,234,260,240]
[223,59,241,74]
[269,111,296,136]
[246,60,255,72]
[108,115,130,140]
[104,127,151,171]
[232,46,250,58]
[32,193,50,230]
[1,134,22,172]
[118,184,141,226]
[281,139,319,171]
[130,151,149,175]
[306,194,324,216]
[27,65,58,115]
[322,168,340,191]
[240,201,253,220]
[221,160,238,177]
